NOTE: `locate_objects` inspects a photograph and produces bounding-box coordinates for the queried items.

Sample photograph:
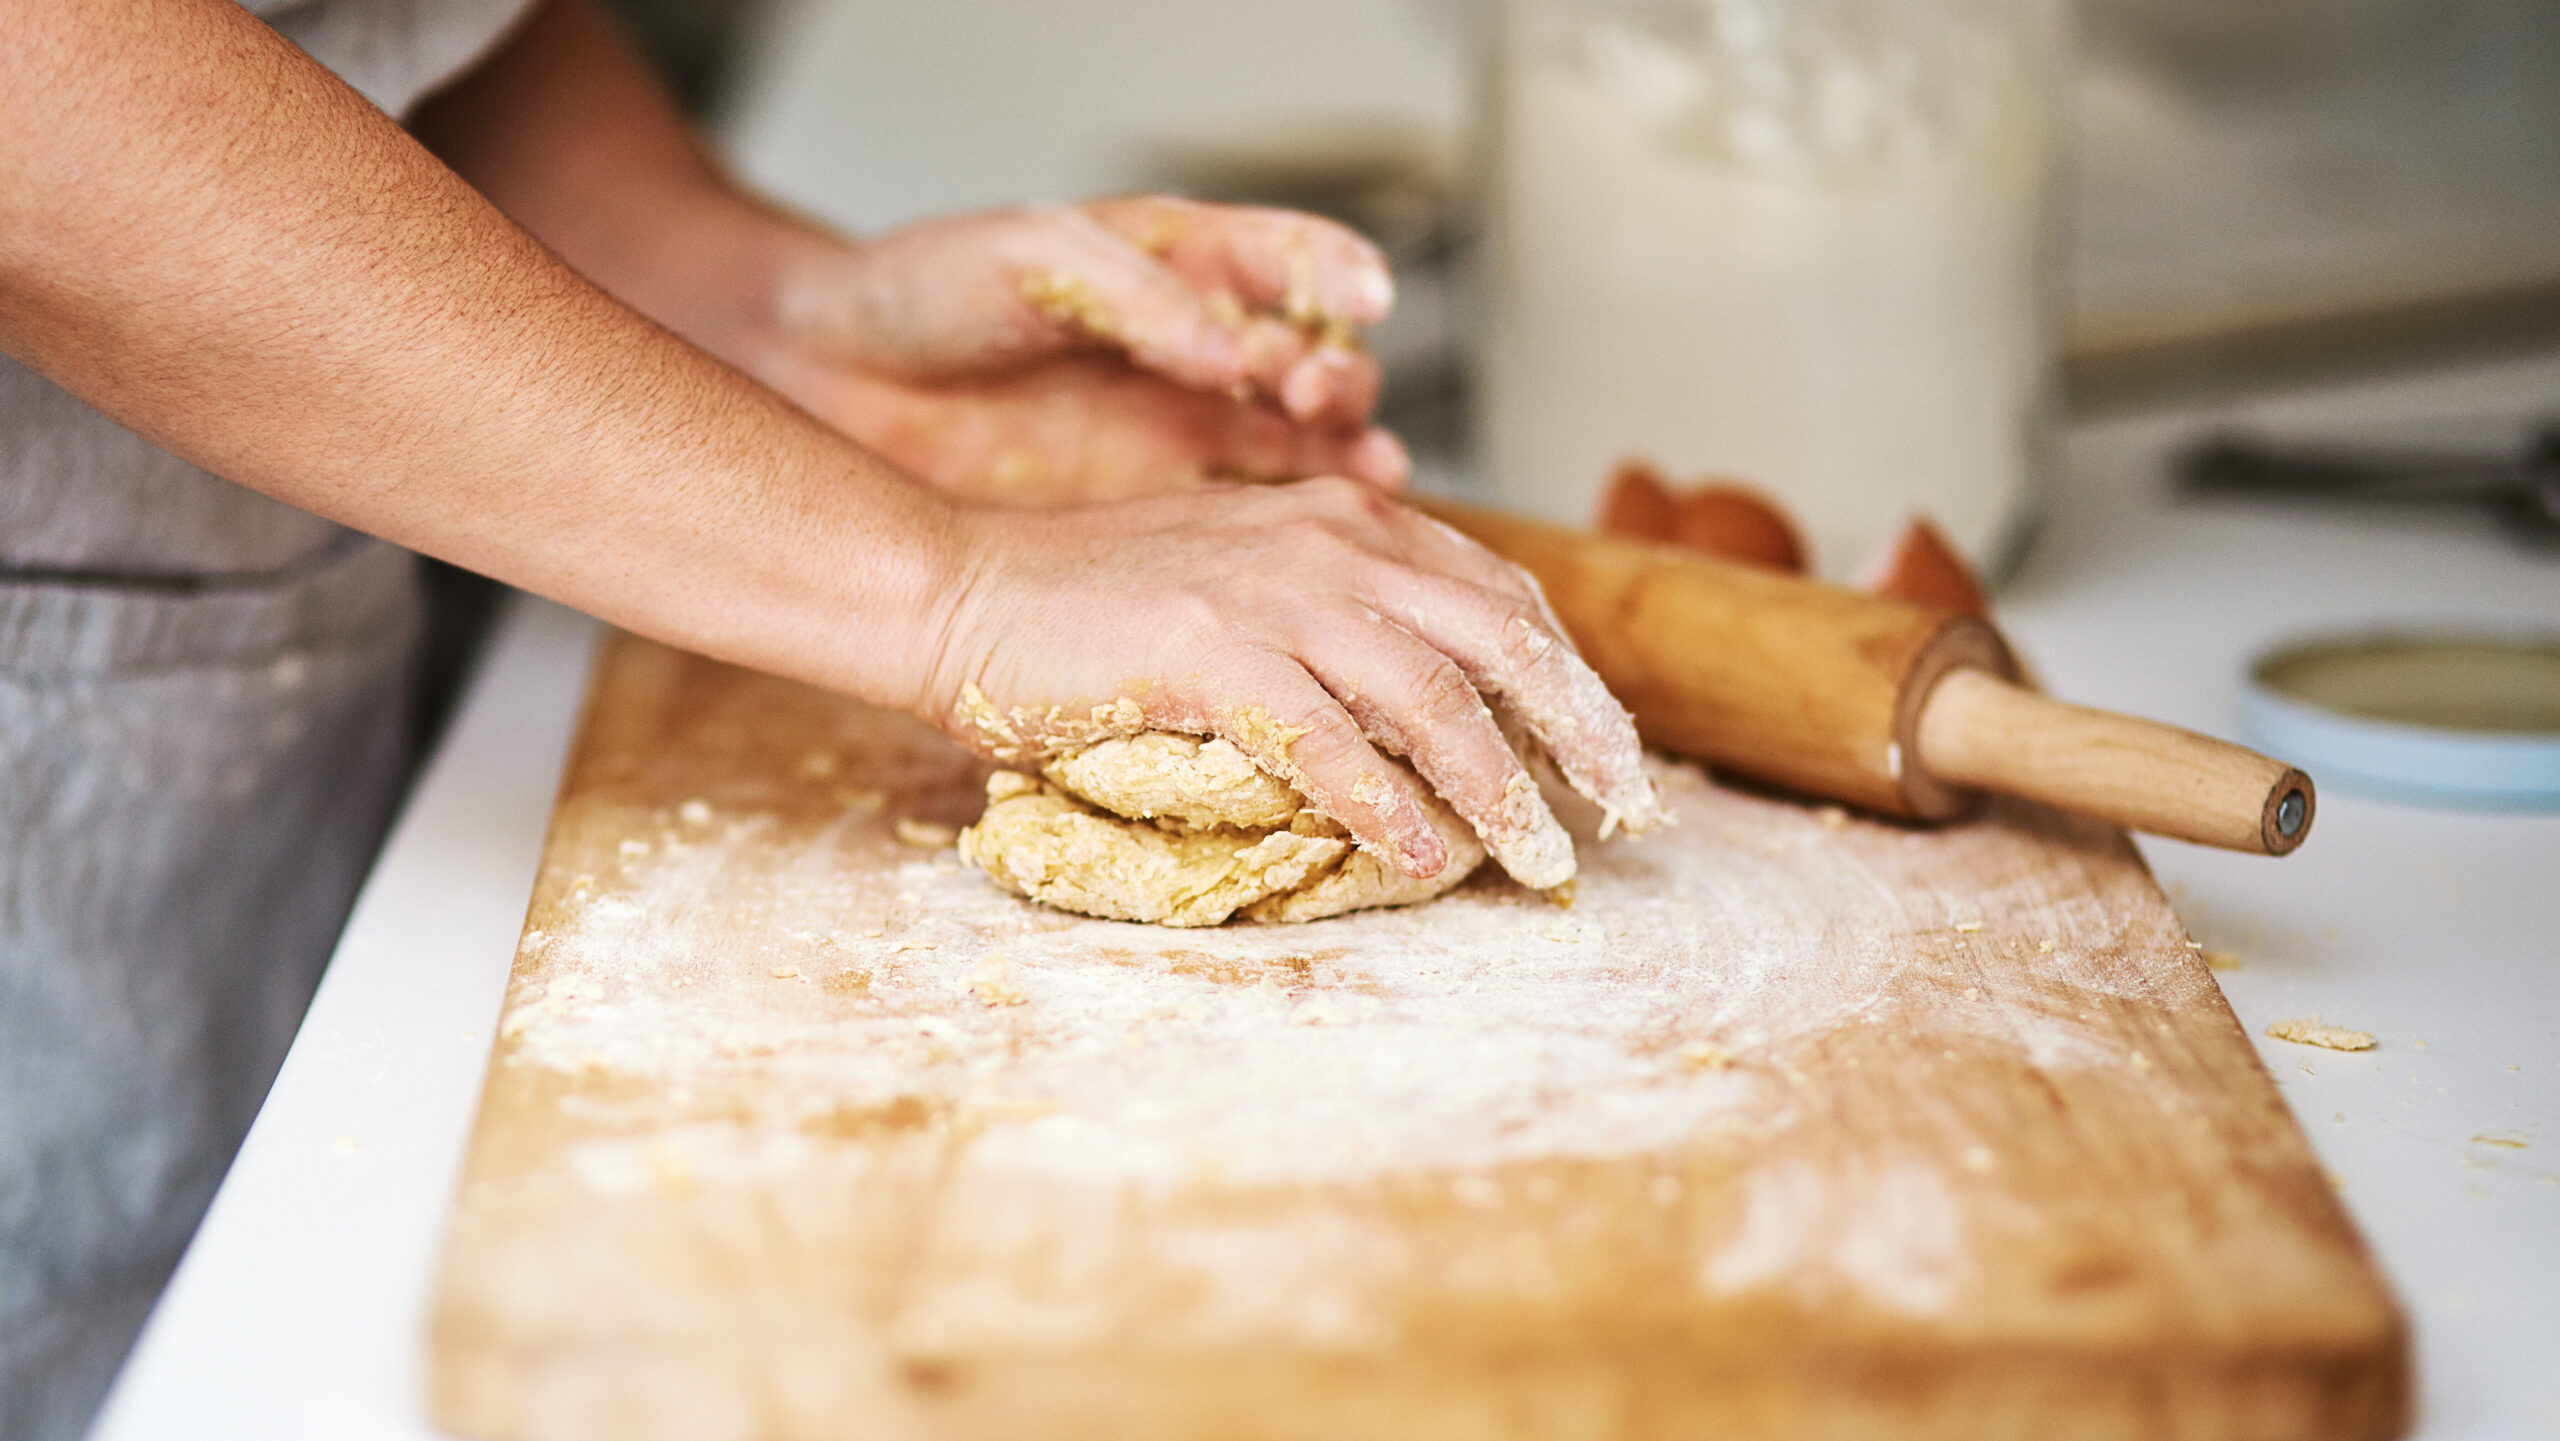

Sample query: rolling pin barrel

[1417,497,2010,818]
[1420,499,2315,854]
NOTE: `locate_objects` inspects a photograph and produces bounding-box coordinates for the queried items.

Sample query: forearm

[0,0,954,711]
[407,0,826,379]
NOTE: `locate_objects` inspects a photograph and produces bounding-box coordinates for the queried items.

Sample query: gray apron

[0,2,531,1436]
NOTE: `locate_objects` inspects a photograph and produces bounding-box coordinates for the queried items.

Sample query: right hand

[914,477,1664,888]
[752,198,1409,504]
[772,197,1391,422]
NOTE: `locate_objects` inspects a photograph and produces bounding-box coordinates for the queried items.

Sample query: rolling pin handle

[1914,667,2317,856]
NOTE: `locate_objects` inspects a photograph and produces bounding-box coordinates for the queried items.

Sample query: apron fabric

[0,2,533,1436]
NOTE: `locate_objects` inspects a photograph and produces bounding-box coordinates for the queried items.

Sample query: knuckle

[1476,555,1549,611]
[1408,656,1487,725]
[1283,712,1368,776]
[1274,514,1368,566]
[1493,603,1565,671]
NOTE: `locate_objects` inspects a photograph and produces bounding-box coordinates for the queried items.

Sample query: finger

[1385,509,1588,661]
[1085,196,1393,328]
[1020,216,1368,419]
[1364,568,1665,838]
[1012,210,1263,396]
[1219,302,1382,425]
[1197,398,1410,490]
[1207,654,1451,879]
[1314,500,1564,628]
[1276,338,1383,426]
[1292,605,1578,890]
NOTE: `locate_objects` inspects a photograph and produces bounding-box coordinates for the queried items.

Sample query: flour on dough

[1043,731,1301,831]
[958,734,1483,927]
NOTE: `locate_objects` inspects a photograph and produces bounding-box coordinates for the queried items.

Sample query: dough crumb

[1020,269,1122,340]
[1217,705,1313,769]
[2203,949,2243,971]
[895,819,959,850]
[953,683,1150,763]
[2267,1017,2377,1051]
[970,954,1026,1007]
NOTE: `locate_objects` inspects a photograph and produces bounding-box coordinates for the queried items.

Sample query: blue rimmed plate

[2241,623,2560,809]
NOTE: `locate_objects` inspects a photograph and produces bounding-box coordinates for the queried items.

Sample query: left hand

[749,197,1410,500]
[758,352,1408,504]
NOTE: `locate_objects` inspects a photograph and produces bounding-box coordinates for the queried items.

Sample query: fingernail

[1282,358,1330,420]
[1351,428,1410,485]
[1356,265,1394,321]
[1399,829,1448,879]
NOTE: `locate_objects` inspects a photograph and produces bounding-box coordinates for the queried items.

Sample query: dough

[957,734,1484,927]
[1044,731,1301,832]
[2264,1018,2377,1052]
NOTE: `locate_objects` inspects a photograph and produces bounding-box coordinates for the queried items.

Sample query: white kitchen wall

[718,0,1469,234]
[714,0,2560,369]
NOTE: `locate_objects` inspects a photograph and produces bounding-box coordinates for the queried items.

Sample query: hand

[750,197,1409,500]
[918,478,1665,888]
[763,353,1408,504]
[778,196,1389,418]
[404,7,1405,498]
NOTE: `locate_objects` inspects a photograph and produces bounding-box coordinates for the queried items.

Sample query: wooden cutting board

[428,634,2408,1441]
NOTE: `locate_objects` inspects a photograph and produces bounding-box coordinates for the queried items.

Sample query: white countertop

[94,356,2560,1441]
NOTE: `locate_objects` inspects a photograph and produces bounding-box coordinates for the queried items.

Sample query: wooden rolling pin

[1423,499,2315,855]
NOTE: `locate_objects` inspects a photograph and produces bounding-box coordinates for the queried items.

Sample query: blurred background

[600,0,2560,572]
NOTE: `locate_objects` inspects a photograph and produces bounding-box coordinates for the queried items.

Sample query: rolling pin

[1423,499,2315,855]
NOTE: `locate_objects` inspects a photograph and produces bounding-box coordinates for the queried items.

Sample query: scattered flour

[520,781,2175,1177]
[497,754,2215,1321]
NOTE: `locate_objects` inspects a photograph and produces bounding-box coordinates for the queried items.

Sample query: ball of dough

[957,734,1484,927]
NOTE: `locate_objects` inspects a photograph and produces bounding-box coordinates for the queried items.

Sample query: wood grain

[1420,499,2015,819]
[1916,669,2317,856]
[1421,501,2310,854]
[428,635,2407,1441]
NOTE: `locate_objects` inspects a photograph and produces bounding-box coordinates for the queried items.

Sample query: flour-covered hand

[914,478,1663,888]
[773,197,1390,421]
[747,198,1407,500]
